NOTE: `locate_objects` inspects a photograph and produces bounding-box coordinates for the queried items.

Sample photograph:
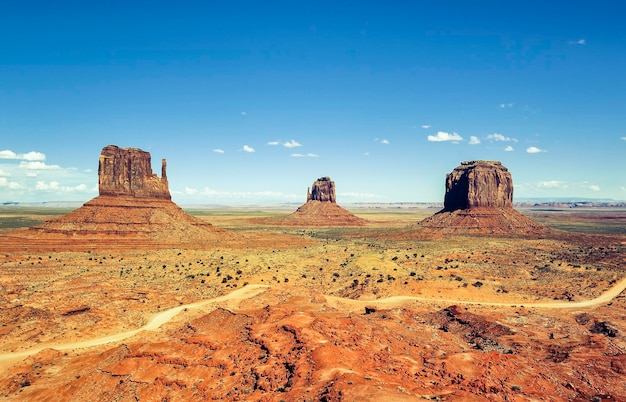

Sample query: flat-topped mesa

[444,160,512,211]
[307,176,336,203]
[98,145,170,200]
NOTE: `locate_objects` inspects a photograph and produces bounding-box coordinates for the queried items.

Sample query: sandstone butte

[417,160,549,237]
[0,145,229,252]
[256,176,368,226]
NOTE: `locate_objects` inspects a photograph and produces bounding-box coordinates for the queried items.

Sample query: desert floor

[0,206,624,401]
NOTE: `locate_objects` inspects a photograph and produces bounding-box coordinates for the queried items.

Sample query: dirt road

[1,277,625,363]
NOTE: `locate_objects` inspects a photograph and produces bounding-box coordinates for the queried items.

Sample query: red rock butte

[0,145,227,252]
[418,160,548,236]
[256,177,367,226]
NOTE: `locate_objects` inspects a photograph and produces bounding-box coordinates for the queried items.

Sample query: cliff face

[98,145,170,199]
[307,177,336,203]
[444,161,513,211]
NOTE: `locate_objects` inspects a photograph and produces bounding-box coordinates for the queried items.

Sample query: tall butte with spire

[1,145,225,251]
[418,160,548,236]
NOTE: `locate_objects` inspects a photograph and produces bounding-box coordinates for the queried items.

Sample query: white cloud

[19,161,61,170]
[0,150,47,161]
[504,145,514,152]
[499,103,514,108]
[242,145,255,153]
[582,182,600,192]
[339,192,384,200]
[0,150,18,159]
[35,180,60,190]
[0,168,10,177]
[469,136,481,145]
[427,131,463,142]
[486,133,517,142]
[526,146,545,154]
[283,140,302,148]
[380,139,390,145]
[22,151,46,161]
[621,137,626,141]
[185,187,199,195]
[26,172,38,178]
[0,177,25,190]
[536,180,567,189]
[421,125,431,129]
[267,141,280,146]
[291,153,319,158]
[34,180,89,193]
[213,149,225,154]
[193,187,300,200]
[568,39,586,45]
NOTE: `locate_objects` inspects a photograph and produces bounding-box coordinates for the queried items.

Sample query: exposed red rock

[99,144,170,200]
[2,287,624,401]
[444,160,512,210]
[0,145,229,251]
[255,177,367,226]
[417,161,548,237]
[307,176,336,203]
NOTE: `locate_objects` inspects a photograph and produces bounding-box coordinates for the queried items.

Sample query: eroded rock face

[98,145,170,199]
[444,160,512,211]
[307,177,336,203]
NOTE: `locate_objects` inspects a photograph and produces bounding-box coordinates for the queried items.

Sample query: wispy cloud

[19,161,61,170]
[0,177,25,190]
[0,150,47,161]
[339,192,384,200]
[421,125,431,129]
[34,180,89,193]
[0,168,10,177]
[526,146,545,154]
[504,145,514,152]
[469,136,481,145]
[180,187,301,201]
[499,103,514,108]
[242,145,255,153]
[536,180,567,189]
[241,111,247,116]
[291,153,319,158]
[283,140,302,148]
[267,141,280,146]
[486,133,517,142]
[621,137,626,141]
[568,39,586,45]
[380,139,390,145]
[213,149,225,154]
[427,131,463,142]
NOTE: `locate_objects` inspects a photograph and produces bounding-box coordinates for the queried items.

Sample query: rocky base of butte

[257,177,367,226]
[418,161,549,236]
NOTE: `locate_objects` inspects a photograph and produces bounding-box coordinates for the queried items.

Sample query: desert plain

[0,204,624,401]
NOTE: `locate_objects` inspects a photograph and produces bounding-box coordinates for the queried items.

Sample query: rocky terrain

[0,155,624,401]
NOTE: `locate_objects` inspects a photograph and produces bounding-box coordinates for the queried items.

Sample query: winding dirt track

[1,277,625,363]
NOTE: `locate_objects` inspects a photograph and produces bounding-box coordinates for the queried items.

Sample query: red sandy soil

[0,207,624,401]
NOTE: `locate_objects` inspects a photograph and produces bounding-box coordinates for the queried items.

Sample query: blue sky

[1,1,625,204]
